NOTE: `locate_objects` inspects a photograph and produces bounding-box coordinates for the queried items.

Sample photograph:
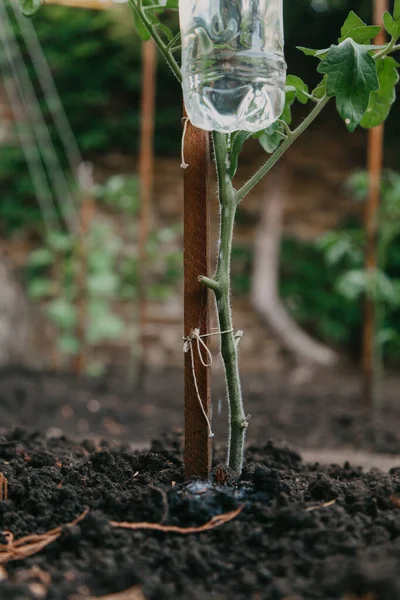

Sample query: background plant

[25,175,182,375]
[317,169,400,362]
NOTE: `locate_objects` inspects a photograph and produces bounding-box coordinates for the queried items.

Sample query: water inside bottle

[180,0,287,133]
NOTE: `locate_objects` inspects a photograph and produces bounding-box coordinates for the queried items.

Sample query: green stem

[129,0,182,83]
[374,38,399,60]
[236,95,330,203]
[202,132,248,475]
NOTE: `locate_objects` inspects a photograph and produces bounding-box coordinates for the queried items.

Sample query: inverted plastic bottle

[179,0,287,134]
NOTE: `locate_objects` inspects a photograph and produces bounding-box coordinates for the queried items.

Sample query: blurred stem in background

[363,0,387,425]
[127,39,157,390]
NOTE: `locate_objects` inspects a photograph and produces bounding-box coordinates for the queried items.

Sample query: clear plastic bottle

[179,0,287,133]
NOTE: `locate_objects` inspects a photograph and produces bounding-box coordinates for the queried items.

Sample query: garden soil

[1,430,400,599]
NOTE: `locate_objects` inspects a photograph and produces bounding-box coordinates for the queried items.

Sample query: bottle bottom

[183,67,286,133]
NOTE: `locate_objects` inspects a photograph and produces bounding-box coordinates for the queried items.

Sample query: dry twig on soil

[71,585,146,600]
[0,508,89,564]
[305,499,336,512]
[110,504,244,534]
[0,473,8,501]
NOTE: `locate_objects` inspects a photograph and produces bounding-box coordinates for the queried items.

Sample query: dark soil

[0,367,399,454]
[1,429,400,599]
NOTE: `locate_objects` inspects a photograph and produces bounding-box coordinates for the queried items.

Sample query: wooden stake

[363,0,387,407]
[43,0,114,9]
[128,39,157,388]
[183,118,211,480]
[73,164,95,375]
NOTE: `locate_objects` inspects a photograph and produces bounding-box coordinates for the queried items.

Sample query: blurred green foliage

[232,170,400,363]
[25,223,126,374]
[24,174,182,372]
[2,0,399,235]
[0,3,180,235]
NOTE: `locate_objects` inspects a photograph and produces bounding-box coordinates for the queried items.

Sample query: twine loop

[183,328,234,439]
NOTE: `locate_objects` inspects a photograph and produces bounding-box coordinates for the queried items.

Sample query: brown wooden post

[363,0,387,407]
[184,118,211,480]
[131,39,157,387]
[73,164,95,375]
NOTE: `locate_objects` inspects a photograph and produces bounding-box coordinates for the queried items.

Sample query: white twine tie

[180,117,190,169]
[183,328,234,439]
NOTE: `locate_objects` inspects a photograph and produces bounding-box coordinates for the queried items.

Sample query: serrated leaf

[318,39,379,132]
[340,11,366,39]
[229,131,252,179]
[340,25,381,45]
[19,0,41,16]
[286,75,309,104]
[361,57,399,128]
[383,12,400,40]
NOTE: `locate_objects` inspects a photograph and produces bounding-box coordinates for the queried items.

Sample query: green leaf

[297,46,329,60]
[27,247,53,268]
[361,57,399,128]
[19,0,41,16]
[340,11,365,39]
[281,88,296,125]
[340,25,381,44]
[133,11,151,41]
[229,132,252,179]
[312,76,328,99]
[27,278,54,300]
[47,298,76,329]
[156,23,174,42]
[337,269,399,304]
[286,75,309,104]
[86,313,125,344]
[395,0,400,21]
[87,273,119,297]
[58,334,80,356]
[383,12,400,40]
[256,121,285,154]
[317,39,379,132]
[47,231,73,253]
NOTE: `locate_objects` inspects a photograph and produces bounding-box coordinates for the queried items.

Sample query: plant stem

[129,0,182,83]
[201,132,248,474]
[236,95,330,203]
[374,38,399,60]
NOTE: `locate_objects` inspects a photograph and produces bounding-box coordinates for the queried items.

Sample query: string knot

[183,327,235,439]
